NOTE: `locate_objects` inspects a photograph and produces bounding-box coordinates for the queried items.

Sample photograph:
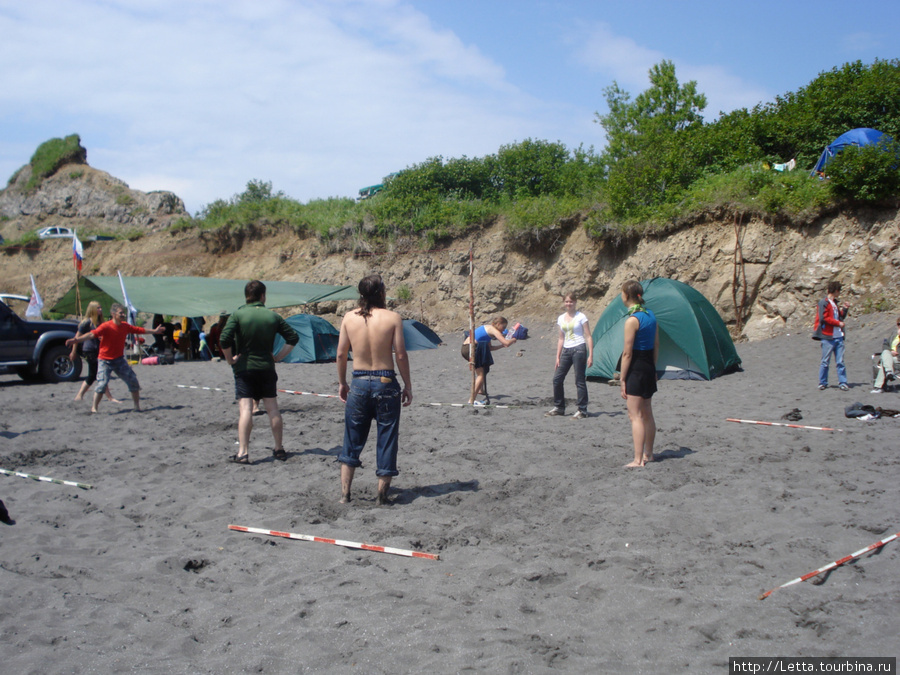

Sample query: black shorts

[461,341,493,372]
[234,369,278,400]
[624,350,657,399]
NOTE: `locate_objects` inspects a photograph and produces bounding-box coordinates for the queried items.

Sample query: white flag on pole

[26,274,44,319]
[117,270,138,324]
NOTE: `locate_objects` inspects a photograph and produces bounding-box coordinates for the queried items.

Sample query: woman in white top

[546,293,593,419]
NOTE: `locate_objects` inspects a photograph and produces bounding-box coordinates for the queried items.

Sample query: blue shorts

[339,372,402,477]
[234,369,278,400]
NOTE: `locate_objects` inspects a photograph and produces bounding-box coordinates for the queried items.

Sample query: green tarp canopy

[586,277,742,381]
[51,276,358,318]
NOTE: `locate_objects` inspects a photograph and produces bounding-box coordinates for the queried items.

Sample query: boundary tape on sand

[0,468,93,490]
[228,524,439,560]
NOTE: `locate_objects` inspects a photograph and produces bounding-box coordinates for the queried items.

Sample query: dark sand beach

[1,312,898,673]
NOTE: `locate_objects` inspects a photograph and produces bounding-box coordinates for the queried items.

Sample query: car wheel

[39,345,83,383]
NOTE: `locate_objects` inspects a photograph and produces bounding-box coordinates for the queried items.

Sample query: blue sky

[1,0,896,214]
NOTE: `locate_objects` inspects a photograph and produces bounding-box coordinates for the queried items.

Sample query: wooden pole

[468,247,476,402]
[75,270,82,317]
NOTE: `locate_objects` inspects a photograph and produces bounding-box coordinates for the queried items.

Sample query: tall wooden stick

[75,270,82,317]
[468,247,476,402]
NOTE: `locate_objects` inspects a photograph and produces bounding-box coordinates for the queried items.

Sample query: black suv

[0,299,82,383]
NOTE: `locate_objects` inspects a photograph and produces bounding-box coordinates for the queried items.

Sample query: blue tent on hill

[811,128,891,175]
[274,314,340,363]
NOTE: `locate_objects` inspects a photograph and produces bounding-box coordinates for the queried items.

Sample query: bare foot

[133,407,142,413]
[339,492,352,504]
[642,454,655,464]
[624,460,644,468]
[108,397,121,404]
[74,394,84,401]
[90,408,99,414]
[376,491,392,506]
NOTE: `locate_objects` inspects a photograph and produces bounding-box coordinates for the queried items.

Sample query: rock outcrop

[1,159,187,239]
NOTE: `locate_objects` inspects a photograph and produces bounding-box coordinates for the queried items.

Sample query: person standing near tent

[461,317,516,405]
[546,293,593,419]
[337,274,412,505]
[65,303,165,413]
[812,281,850,391]
[219,280,299,465]
[70,301,120,405]
[619,280,659,468]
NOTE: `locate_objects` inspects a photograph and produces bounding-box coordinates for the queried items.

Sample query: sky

[1,0,897,215]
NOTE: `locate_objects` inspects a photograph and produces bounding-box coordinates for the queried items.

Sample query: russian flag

[73,230,83,271]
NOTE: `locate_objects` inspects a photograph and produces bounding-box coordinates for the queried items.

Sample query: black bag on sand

[844,402,880,419]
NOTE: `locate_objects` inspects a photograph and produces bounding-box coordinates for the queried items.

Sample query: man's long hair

[357,274,386,321]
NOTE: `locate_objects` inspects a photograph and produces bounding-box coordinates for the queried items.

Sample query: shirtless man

[336,274,412,505]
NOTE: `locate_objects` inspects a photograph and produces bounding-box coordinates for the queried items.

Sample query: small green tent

[274,314,340,363]
[586,277,741,381]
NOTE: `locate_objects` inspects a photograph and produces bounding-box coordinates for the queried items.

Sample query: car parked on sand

[37,226,75,239]
[0,297,82,383]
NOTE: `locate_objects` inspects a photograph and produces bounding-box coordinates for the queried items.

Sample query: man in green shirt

[220,280,299,464]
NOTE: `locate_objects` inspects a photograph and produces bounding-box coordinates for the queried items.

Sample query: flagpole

[75,269,82,317]
[73,230,84,316]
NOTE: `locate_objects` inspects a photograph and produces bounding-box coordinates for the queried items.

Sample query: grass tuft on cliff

[22,134,87,192]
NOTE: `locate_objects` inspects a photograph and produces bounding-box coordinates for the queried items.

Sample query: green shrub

[396,285,412,302]
[26,134,86,191]
[826,140,900,203]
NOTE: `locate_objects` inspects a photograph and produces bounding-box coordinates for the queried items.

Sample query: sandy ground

[1,311,898,674]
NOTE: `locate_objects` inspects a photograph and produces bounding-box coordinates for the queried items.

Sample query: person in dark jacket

[219,280,299,464]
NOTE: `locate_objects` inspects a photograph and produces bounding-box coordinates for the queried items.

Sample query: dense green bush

[190,60,899,245]
[826,140,900,203]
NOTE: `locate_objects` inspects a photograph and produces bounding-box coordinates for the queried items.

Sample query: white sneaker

[544,408,564,417]
[473,400,486,407]
[571,410,586,419]
[870,388,883,394]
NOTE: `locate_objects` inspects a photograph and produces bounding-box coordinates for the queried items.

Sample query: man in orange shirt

[67,303,165,413]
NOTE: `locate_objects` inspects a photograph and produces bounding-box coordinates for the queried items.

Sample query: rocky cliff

[1,162,897,339]
[1,157,187,237]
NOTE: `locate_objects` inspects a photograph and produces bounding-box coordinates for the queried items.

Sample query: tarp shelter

[402,319,442,351]
[274,314,340,363]
[51,276,358,317]
[811,128,891,175]
[586,278,742,381]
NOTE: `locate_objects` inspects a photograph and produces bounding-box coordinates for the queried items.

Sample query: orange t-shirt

[92,320,145,360]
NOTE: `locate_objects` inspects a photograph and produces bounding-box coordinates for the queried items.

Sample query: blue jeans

[553,344,588,413]
[339,373,402,477]
[819,337,847,387]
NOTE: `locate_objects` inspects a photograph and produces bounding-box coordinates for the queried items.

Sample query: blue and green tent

[586,278,741,381]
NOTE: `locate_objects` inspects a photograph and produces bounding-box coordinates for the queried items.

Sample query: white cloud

[574,22,771,121]
[0,0,550,212]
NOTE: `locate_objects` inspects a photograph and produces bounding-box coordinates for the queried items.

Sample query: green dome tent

[274,314,340,363]
[586,278,741,381]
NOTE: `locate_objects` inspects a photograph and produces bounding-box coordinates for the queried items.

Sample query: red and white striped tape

[278,389,340,399]
[176,384,227,392]
[727,418,841,432]
[759,531,899,600]
[228,524,440,560]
